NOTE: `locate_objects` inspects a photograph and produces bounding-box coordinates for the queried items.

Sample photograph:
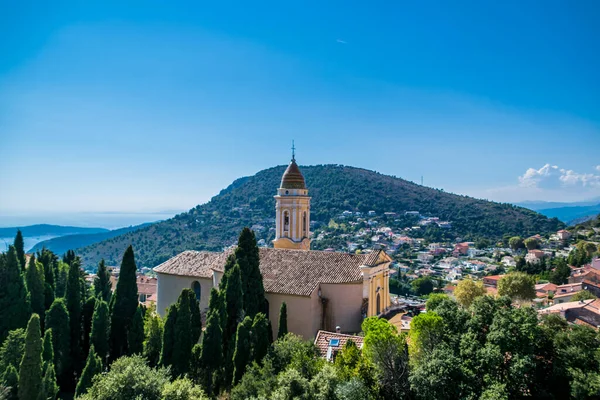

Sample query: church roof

[280,159,306,189]
[154,248,391,297]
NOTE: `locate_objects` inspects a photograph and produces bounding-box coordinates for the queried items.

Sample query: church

[154,153,392,339]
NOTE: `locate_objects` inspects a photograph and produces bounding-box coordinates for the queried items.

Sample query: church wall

[266,290,320,340]
[320,282,363,334]
[156,273,213,316]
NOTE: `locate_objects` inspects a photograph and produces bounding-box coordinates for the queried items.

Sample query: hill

[76,164,564,268]
[29,223,153,255]
[0,224,108,238]
[534,203,600,225]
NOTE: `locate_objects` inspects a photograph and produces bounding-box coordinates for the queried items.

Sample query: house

[539,299,600,328]
[502,256,516,267]
[557,230,572,241]
[483,275,504,288]
[453,243,470,257]
[137,276,157,305]
[553,283,583,304]
[525,249,545,264]
[314,330,364,361]
[417,253,434,263]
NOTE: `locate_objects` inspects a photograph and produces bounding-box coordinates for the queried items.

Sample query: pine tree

[81,296,96,360]
[13,230,25,272]
[44,299,70,391]
[65,258,82,380]
[186,290,202,345]
[277,302,288,339]
[18,314,42,400]
[234,228,265,318]
[42,329,54,366]
[2,365,18,400]
[74,345,102,397]
[0,247,31,342]
[143,310,163,367]
[39,362,59,400]
[127,307,144,356]
[93,259,112,302]
[251,313,270,364]
[232,316,252,386]
[109,246,139,361]
[172,290,192,376]
[160,304,177,367]
[199,288,224,394]
[90,300,109,365]
[25,255,45,329]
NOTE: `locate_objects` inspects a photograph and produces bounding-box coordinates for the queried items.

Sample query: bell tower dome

[273,144,311,250]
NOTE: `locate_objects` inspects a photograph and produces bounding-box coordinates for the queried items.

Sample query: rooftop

[314,330,364,360]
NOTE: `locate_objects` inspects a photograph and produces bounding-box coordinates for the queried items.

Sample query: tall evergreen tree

[222,263,244,384]
[0,329,25,374]
[109,246,139,361]
[74,345,102,398]
[251,313,271,364]
[143,310,163,368]
[18,314,42,400]
[62,250,76,267]
[93,259,112,302]
[13,230,25,272]
[199,289,224,394]
[54,262,68,299]
[277,302,288,339]
[127,307,144,356]
[0,247,30,342]
[65,258,82,380]
[186,290,202,345]
[90,300,109,365]
[82,296,96,360]
[44,299,70,391]
[2,365,18,400]
[25,255,45,329]
[38,249,58,312]
[234,228,265,318]
[159,304,177,368]
[172,290,192,376]
[39,362,59,400]
[232,317,252,386]
[42,329,54,367]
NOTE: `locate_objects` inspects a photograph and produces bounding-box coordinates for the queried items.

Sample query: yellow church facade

[154,154,392,338]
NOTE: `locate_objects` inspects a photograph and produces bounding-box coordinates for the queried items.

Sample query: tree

[65,257,82,379]
[161,378,208,400]
[93,259,111,302]
[572,290,596,301]
[42,329,54,366]
[126,306,144,357]
[222,262,244,383]
[0,247,31,342]
[524,237,540,250]
[185,290,201,345]
[24,256,45,329]
[159,304,177,368]
[497,272,536,301]
[143,309,162,368]
[475,238,490,250]
[81,296,96,361]
[409,312,444,361]
[2,365,18,400]
[39,361,59,400]
[0,329,25,375]
[18,314,42,400]
[277,302,288,339]
[235,228,265,318]
[251,313,271,364]
[13,231,25,272]
[44,298,70,390]
[550,258,571,285]
[411,276,434,296]
[454,279,486,308]
[75,345,102,397]
[232,317,252,385]
[172,290,193,376]
[198,288,224,394]
[90,300,109,365]
[109,246,139,360]
[509,236,524,252]
[76,355,169,400]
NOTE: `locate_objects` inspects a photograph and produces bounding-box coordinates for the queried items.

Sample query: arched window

[303,211,307,235]
[376,293,381,315]
[192,281,201,301]
[283,211,290,235]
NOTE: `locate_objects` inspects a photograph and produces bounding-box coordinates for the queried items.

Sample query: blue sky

[1,0,599,219]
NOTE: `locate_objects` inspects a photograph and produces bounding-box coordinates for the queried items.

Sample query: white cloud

[596,165,600,172]
[518,164,559,188]
[518,164,600,189]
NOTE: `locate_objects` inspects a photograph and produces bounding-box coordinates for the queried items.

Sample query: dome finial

[291,140,296,161]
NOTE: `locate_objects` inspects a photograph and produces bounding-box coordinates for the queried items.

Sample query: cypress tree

[13,230,25,272]
[43,283,55,315]
[38,249,57,312]
[74,345,101,397]
[186,290,202,345]
[0,328,25,374]
[18,314,42,400]
[160,304,177,367]
[109,246,138,361]
[172,290,192,376]
[0,247,31,342]
[39,362,59,400]
[62,250,76,267]
[127,307,144,356]
[199,288,224,394]
[2,365,18,400]
[54,262,68,299]
[277,302,288,339]
[42,329,54,366]
[65,258,82,379]
[222,263,244,384]
[93,259,112,302]
[232,316,252,386]
[251,313,270,364]
[234,228,265,318]
[143,311,163,367]
[44,299,70,391]
[82,296,96,359]
[90,300,109,365]
[25,255,45,329]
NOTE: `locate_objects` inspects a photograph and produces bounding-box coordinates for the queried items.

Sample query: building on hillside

[453,242,469,257]
[137,276,157,305]
[553,283,583,304]
[154,153,392,339]
[539,299,600,328]
[483,275,503,288]
[557,230,572,241]
[314,330,364,361]
[525,249,545,264]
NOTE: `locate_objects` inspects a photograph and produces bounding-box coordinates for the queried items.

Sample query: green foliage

[42,329,54,366]
[524,237,540,250]
[277,302,288,339]
[0,247,31,342]
[127,306,145,356]
[77,355,169,400]
[185,290,201,345]
[39,361,59,400]
[411,276,434,296]
[0,329,25,378]
[222,261,244,384]
[232,317,252,386]
[109,245,139,361]
[65,257,83,381]
[161,377,208,400]
[572,290,596,301]
[409,312,444,361]
[171,290,192,376]
[90,300,109,365]
[2,365,18,400]
[18,314,42,400]
[93,259,111,302]
[44,298,70,390]
[75,345,102,397]
[509,236,524,251]
[453,279,486,308]
[143,309,163,368]
[197,288,223,394]
[81,296,96,361]
[13,231,25,272]
[235,228,265,318]
[497,272,536,301]
[25,256,45,327]
[159,304,177,368]
[251,313,271,364]
[550,257,572,285]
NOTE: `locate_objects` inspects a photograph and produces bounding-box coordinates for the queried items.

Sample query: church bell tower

[273,145,311,250]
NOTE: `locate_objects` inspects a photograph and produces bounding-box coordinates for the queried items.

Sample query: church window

[303,211,307,235]
[376,293,381,315]
[283,211,290,235]
[192,281,201,301]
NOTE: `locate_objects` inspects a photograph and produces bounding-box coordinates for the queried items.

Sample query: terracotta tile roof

[314,330,364,360]
[539,299,596,314]
[137,276,157,296]
[155,248,391,297]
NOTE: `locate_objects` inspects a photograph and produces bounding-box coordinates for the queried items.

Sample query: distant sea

[0,236,57,253]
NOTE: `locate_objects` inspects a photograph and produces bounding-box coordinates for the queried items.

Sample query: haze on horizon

[1,1,599,218]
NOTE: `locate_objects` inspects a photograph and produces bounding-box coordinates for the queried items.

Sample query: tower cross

[291,140,296,161]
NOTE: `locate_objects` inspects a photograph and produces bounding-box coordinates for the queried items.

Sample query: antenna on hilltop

[291,140,296,161]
